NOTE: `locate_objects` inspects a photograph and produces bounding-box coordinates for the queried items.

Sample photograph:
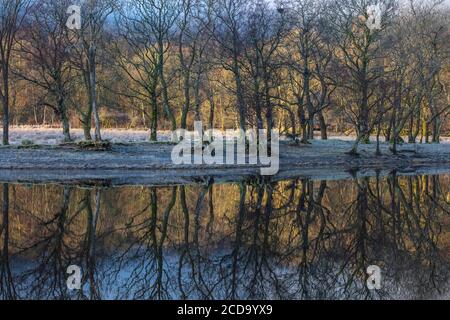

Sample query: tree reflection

[0,173,449,300]
[11,186,72,299]
[0,184,16,299]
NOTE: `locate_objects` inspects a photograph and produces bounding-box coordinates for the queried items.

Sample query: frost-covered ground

[8,126,174,145]
[7,126,450,145]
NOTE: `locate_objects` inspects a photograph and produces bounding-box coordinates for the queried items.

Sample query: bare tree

[0,0,29,145]
[17,0,76,142]
[71,0,115,141]
[116,0,180,140]
[243,0,286,137]
[114,2,160,140]
[407,0,449,144]
[177,0,213,128]
[286,0,336,142]
[212,0,250,132]
[329,0,395,155]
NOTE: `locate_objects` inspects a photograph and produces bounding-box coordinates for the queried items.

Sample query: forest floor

[0,127,448,185]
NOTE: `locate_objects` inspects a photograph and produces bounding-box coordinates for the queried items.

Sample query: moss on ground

[60,140,113,151]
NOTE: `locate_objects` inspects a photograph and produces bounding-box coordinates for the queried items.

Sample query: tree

[114,2,160,140]
[286,0,336,142]
[243,0,287,144]
[71,0,115,141]
[407,0,449,144]
[177,0,213,128]
[212,0,250,132]
[382,0,448,153]
[329,0,395,155]
[17,0,76,142]
[116,0,180,140]
[0,0,29,145]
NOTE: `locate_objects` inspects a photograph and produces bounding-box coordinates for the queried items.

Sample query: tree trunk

[432,117,440,143]
[82,110,93,141]
[307,117,314,140]
[180,69,190,129]
[208,87,215,129]
[408,114,415,143]
[303,64,313,142]
[150,87,158,142]
[263,68,273,149]
[385,116,392,143]
[318,112,328,140]
[254,82,263,131]
[412,113,420,143]
[81,70,93,141]
[2,67,9,145]
[1,97,9,146]
[89,43,101,141]
[390,88,399,154]
[348,140,360,156]
[360,68,370,144]
[424,121,430,143]
[375,122,382,156]
[158,39,176,132]
[298,103,308,144]
[58,98,71,142]
[194,72,202,122]
[233,62,246,132]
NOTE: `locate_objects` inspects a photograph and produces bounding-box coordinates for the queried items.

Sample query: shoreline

[0,166,449,187]
[0,140,448,185]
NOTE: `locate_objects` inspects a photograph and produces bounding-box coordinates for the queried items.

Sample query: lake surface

[0,172,449,300]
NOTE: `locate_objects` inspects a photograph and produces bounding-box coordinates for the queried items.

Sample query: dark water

[0,172,449,300]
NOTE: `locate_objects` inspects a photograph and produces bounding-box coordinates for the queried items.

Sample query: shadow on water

[0,172,449,300]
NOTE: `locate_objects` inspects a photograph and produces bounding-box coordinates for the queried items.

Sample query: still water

[0,173,449,300]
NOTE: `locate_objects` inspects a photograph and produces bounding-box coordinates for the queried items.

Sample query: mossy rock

[77,140,112,151]
[60,140,112,151]
[21,139,35,146]
[18,140,40,149]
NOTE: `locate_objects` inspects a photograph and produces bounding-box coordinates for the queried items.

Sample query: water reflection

[0,173,449,300]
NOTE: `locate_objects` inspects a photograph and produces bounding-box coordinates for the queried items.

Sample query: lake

[0,172,449,300]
